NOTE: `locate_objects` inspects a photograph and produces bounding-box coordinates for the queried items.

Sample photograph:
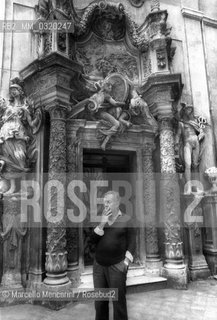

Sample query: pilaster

[142,142,162,274]
[65,122,81,286]
[158,118,187,289]
[203,194,217,275]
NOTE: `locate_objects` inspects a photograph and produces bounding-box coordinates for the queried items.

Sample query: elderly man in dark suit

[91,190,136,320]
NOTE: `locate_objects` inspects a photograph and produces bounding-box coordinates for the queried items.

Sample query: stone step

[78,266,167,293]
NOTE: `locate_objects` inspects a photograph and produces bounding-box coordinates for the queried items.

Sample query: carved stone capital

[44,251,69,285]
[141,74,182,118]
[142,142,156,157]
[165,241,183,261]
[45,105,70,121]
[159,117,174,132]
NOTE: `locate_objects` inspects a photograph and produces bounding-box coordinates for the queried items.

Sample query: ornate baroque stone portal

[15,0,186,290]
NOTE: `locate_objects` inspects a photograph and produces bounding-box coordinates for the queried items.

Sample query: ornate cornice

[20,52,82,80]
[141,73,183,97]
[181,7,217,28]
[181,8,203,21]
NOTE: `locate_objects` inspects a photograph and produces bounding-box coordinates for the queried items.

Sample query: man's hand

[98,208,112,230]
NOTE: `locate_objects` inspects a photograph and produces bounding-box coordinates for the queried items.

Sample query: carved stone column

[43,105,70,286]
[143,142,162,274]
[159,118,188,288]
[66,122,81,285]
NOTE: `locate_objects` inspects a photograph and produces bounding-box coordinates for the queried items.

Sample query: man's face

[10,87,20,98]
[103,193,119,213]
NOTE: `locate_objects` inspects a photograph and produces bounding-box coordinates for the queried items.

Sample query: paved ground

[1,279,217,320]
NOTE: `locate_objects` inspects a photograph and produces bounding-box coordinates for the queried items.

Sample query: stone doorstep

[78,266,167,293]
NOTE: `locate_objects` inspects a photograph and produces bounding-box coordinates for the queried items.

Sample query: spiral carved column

[43,105,70,286]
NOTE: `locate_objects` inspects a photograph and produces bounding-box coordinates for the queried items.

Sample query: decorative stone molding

[151,0,160,12]
[45,251,68,274]
[165,242,183,261]
[159,119,176,174]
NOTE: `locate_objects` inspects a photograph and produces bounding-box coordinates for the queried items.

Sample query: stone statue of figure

[0,198,27,287]
[175,103,207,195]
[69,75,158,150]
[88,79,130,150]
[0,77,42,194]
[128,89,158,129]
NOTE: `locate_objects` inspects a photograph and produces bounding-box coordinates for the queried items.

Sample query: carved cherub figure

[175,103,207,194]
[87,80,127,150]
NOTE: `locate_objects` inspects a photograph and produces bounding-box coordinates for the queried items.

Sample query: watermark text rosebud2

[18,175,207,227]
[20,178,136,225]
[184,180,204,224]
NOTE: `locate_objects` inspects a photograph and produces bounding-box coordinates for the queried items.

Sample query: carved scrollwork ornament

[128,0,145,8]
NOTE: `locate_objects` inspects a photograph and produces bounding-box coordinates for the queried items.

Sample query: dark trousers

[93,260,128,320]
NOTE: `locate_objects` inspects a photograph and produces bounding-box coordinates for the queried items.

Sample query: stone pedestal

[142,71,187,288]
[143,143,162,274]
[182,194,210,280]
[203,194,217,275]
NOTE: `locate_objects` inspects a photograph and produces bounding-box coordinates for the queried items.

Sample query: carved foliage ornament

[160,129,176,174]
[157,50,167,69]
[74,2,149,52]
